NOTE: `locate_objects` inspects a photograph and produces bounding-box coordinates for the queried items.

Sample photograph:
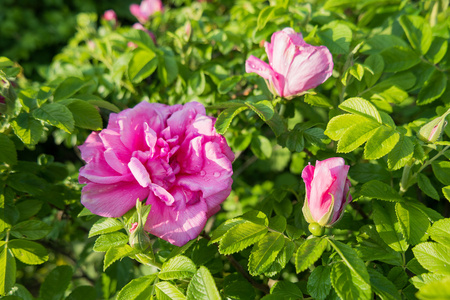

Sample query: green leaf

[307,265,332,300]
[413,242,450,275]
[33,103,74,133]
[219,221,268,255]
[66,286,97,300]
[432,161,450,185]
[304,93,333,108]
[10,220,51,240]
[250,135,272,160]
[215,105,248,135]
[6,172,47,195]
[257,6,285,30]
[337,120,379,153]
[295,237,327,273]
[8,240,48,265]
[39,265,73,300]
[93,232,129,252]
[116,274,157,300]
[367,268,401,300]
[54,77,87,101]
[387,135,414,170]
[429,218,450,246]
[0,247,16,297]
[416,276,450,300]
[325,114,368,140]
[0,134,17,166]
[318,22,352,55]
[218,75,242,94]
[360,180,403,202]
[11,113,44,146]
[425,37,448,64]
[159,255,197,280]
[265,110,287,137]
[246,100,274,122]
[269,215,287,233]
[417,173,440,200]
[248,232,285,276]
[128,49,158,83]
[86,98,120,113]
[364,126,400,160]
[364,54,384,87]
[209,218,245,245]
[88,218,123,238]
[381,46,421,72]
[339,97,382,123]
[410,272,446,289]
[157,47,178,86]
[330,261,371,300]
[223,274,256,300]
[126,29,156,52]
[444,186,450,202]
[349,162,390,183]
[417,70,447,105]
[186,266,221,300]
[399,15,432,55]
[104,244,136,271]
[155,281,186,300]
[16,200,43,221]
[264,240,295,277]
[268,281,303,299]
[65,100,102,131]
[372,201,408,252]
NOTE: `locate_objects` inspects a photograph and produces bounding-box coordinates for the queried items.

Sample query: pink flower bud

[246,28,333,99]
[129,222,138,233]
[130,0,163,24]
[301,157,352,227]
[103,9,117,22]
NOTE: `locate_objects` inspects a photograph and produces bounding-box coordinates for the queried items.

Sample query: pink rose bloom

[79,101,234,246]
[246,28,333,99]
[132,23,157,44]
[103,9,117,22]
[130,0,163,24]
[301,157,352,227]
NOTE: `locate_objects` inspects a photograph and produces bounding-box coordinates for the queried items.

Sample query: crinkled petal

[78,132,104,164]
[166,101,205,138]
[301,163,315,201]
[245,55,284,97]
[128,157,151,187]
[269,29,299,77]
[81,182,149,218]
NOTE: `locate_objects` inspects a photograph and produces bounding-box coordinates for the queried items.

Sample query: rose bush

[78,101,234,246]
[245,27,333,98]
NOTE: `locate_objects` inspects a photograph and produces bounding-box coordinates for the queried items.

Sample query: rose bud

[301,157,352,231]
[245,28,333,99]
[417,108,450,143]
[129,222,152,252]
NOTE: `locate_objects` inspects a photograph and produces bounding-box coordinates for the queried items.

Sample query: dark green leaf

[381,46,421,72]
[66,286,97,300]
[431,161,450,185]
[10,220,51,240]
[39,265,73,300]
[0,134,17,166]
[11,113,44,146]
[372,201,408,252]
[33,103,74,133]
[295,237,327,273]
[248,232,285,276]
[399,15,432,55]
[215,105,248,135]
[417,173,440,200]
[330,261,371,300]
[186,266,220,300]
[218,75,242,94]
[417,70,447,105]
[54,77,87,101]
[128,49,158,83]
[360,180,403,202]
[250,135,272,159]
[368,268,401,300]
[65,100,102,130]
[116,274,157,300]
[159,255,197,280]
[307,265,332,300]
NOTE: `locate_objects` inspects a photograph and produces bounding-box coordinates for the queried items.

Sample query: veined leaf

[417,70,447,106]
[295,237,327,273]
[0,134,17,166]
[364,126,400,160]
[54,77,87,101]
[360,180,403,202]
[417,173,440,200]
[325,114,368,140]
[431,161,450,185]
[88,218,123,238]
[128,48,157,83]
[268,281,303,299]
[372,201,408,252]
[116,274,157,300]
[186,266,221,300]
[33,103,74,133]
[64,100,102,131]
[399,15,432,55]
[208,218,246,245]
[413,242,450,275]
[416,276,450,300]
[0,246,16,297]
[264,240,295,277]
[39,265,73,300]
[387,135,414,170]
[93,232,129,252]
[330,261,371,300]
[158,255,197,280]
[8,239,48,265]
[364,54,384,87]
[155,281,186,300]
[103,244,136,271]
[337,120,379,153]
[245,100,274,122]
[381,46,421,72]
[215,105,248,135]
[219,221,268,255]
[307,265,332,300]
[10,220,51,240]
[339,97,382,123]
[368,268,401,300]
[11,113,44,146]
[429,218,450,246]
[248,232,285,276]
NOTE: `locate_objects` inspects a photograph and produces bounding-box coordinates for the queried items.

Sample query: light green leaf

[307,265,332,300]
[104,244,136,271]
[215,105,248,135]
[417,173,440,200]
[295,237,327,273]
[413,242,450,275]
[257,6,285,30]
[208,218,245,245]
[368,268,401,300]
[360,180,403,202]
[364,126,400,160]
[86,99,120,113]
[304,93,333,108]
[268,281,303,299]
[157,47,178,86]
[364,54,384,87]
[39,265,73,300]
[218,75,242,94]
[33,103,74,133]
[0,247,16,297]
[65,100,102,131]
[116,274,157,300]
[88,218,123,238]
[318,22,352,55]
[381,46,421,72]
[246,100,274,122]
[425,37,448,64]
[10,220,51,240]
[337,120,379,153]
[248,232,285,276]
[387,135,414,170]
[432,161,450,185]
[417,70,447,106]
[268,215,287,233]
[410,272,446,289]
[339,97,382,123]
[159,255,197,280]
[93,232,129,252]
[219,221,268,255]
[54,77,87,101]
[0,134,17,166]
[250,135,272,160]
[264,240,295,277]
[155,281,186,300]
[8,240,48,265]
[444,186,450,202]
[11,113,44,146]
[330,261,371,300]
[416,276,450,300]
[325,114,368,140]
[128,49,158,83]
[429,218,450,246]
[372,201,408,252]
[399,15,432,55]
[186,266,221,300]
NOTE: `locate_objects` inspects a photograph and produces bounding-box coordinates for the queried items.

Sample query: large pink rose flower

[130,0,163,24]
[301,157,352,227]
[246,28,333,99]
[79,101,234,246]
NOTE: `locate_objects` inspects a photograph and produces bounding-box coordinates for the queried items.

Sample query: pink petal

[81,182,149,218]
[309,165,334,222]
[166,101,205,138]
[128,157,151,187]
[78,132,104,164]
[245,55,284,97]
[269,29,299,77]
[301,163,315,201]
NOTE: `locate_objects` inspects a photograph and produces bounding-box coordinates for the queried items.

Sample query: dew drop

[200,170,206,176]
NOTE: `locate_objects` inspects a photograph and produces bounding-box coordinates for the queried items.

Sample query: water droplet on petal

[213,172,220,178]
[200,170,206,176]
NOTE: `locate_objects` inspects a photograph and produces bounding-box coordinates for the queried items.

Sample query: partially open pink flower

[246,28,333,99]
[79,101,234,246]
[103,9,117,22]
[130,0,163,24]
[301,157,351,227]
[132,23,157,44]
